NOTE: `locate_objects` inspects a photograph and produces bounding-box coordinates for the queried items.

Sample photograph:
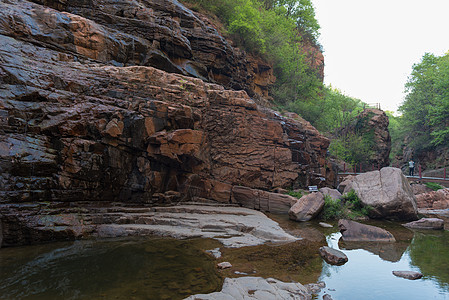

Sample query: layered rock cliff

[0,0,333,245]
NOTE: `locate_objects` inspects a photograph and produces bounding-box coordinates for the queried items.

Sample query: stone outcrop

[0,203,298,248]
[184,277,311,300]
[231,186,298,214]
[343,167,418,220]
[356,109,391,168]
[415,188,449,210]
[403,218,444,230]
[338,219,396,242]
[0,0,333,207]
[319,246,348,265]
[288,192,324,222]
[410,183,433,196]
[338,109,391,170]
[2,0,274,100]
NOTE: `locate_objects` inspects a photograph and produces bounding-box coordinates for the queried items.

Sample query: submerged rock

[392,271,423,280]
[184,277,311,300]
[403,218,444,230]
[217,262,232,269]
[338,219,396,242]
[205,248,222,259]
[289,193,325,222]
[343,167,418,220]
[305,282,326,294]
[319,222,333,228]
[319,246,348,265]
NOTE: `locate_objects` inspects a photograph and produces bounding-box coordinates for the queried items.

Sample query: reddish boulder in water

[338,219,396,242]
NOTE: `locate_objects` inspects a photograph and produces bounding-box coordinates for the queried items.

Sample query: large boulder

[415,188,449,210]
[343,167,418,220]
[338,219,396,242]
[289,192,325,222]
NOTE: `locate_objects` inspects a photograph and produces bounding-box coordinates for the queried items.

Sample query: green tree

[399,52,449,149]
[429,52,449,146]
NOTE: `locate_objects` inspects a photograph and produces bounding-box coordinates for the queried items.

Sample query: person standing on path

[409,160,415,176]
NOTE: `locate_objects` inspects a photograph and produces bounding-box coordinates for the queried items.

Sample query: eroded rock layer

[0,0,332,209]
[0,0,274,99]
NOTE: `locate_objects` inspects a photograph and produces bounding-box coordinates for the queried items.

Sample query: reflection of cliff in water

[408,231,449,290]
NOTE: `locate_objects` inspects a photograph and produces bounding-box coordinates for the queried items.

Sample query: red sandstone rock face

[416,189,449,210]
[1,0,274,99]
[0,0,332,207]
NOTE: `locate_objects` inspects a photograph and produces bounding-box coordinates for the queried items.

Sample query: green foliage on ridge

[397,52,449,151]
[183,0,323,107]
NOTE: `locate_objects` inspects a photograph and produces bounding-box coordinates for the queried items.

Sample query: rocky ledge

[0,203,299,248]
[184,276,312,300]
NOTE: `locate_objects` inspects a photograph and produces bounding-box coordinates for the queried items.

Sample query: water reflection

[408,230,449,290]
[0,220,448,300]
[0,238,222,300]
[339,241,410,262]
[317,230,449,300]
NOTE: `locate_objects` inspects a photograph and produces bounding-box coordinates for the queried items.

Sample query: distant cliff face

[355,109,391,168]
[0,0,333,205]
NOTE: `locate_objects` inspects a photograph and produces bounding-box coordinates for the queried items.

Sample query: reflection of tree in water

[408,231,449,291]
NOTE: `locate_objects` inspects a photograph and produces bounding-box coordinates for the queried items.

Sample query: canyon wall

[0,0,333,208]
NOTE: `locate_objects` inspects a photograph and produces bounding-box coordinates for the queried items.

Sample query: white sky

[311,0,449,113]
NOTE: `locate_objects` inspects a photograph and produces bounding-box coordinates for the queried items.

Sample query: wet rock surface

[319,246,348,265]
[0,203,298,248]
[184,276,312,300]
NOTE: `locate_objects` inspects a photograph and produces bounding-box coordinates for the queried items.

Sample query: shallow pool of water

[0,237,222,299]
[0,218,448,299]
